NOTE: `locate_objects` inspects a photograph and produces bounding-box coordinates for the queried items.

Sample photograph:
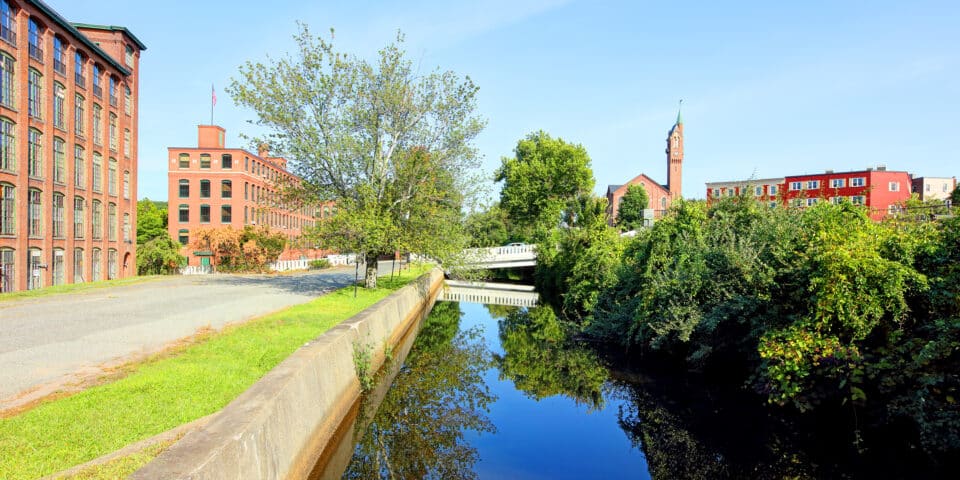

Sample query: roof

[608,174,669,196]
[71,23,148,50]
[25,0,144,76]
[606,184,623,195]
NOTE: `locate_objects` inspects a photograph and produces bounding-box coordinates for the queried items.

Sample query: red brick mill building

[0,0,144,292]
[167,125,330,268]
[706,167,913,221]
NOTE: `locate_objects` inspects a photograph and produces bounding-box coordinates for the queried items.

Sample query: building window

[830,196,843,205]
[178,179,190,198]
[91,200,102,239]
[0,247,12,293]
[75,94,85,136]
[74,145,85,188]
[27,248,41,290]
[28,128,41,178]
[0,116,13,172]
[221,205,232,223]
[178,204,189,223]
[944,183,950,193]
[851,177,865,187]
[178,229,188,245]
[245,157,249,170]
[768,201,777,209]
[806,198,818,207]
[199,180,210,198]
[73,248,84,283]
[831,178,845,188]
[806,180,820,190]
[200,204,210,223]
[108,77,117,107]
[726,188,734,197]
[52,192,64,238]
[789,181,802,191]
[108,203,117,241]
[92,153,103,192]
[91,248,101,281]
[769,185,778,195]
[0,52,13,108]
[200,154,211,169]
[244,182,248,200]
[73,196,84,238]
[28,68,41,119]
[124,86,131,115]
[221,180,232,198]
[109,114,117,151]
[222,154,232,169]
[53,36,65,75]
[92,104,102,145]
[52,249,64,286]
[123,171,130,199]
[889,181,900,192]
[28,188,41,237]
[123,213,130,242]
[754,186,763,196]
[52,83,66,129]
[28,18,42,61]
[108,158,118,196]
[178,153,189,168]
[0,182,12,235]
[74,51,85,88]
[125,45,134,67]
[53,137,65,184]
[123,129,131,156]
[0,0,15,46]
[93,64,102,98]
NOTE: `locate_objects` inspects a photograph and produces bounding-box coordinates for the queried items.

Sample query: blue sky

[54,0,959,202]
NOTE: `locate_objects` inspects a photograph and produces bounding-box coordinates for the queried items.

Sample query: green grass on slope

[0,266,430,480]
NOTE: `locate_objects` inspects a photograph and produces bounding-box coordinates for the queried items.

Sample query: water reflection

[342,302,496,479]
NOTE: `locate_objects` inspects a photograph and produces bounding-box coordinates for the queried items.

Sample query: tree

[951,184,960,205]
[616,184,649,231]
[137,236,185,275]
[228,26,484,288]
[496,131,594,242]
[464,203,510,248]
[137,198,167,245]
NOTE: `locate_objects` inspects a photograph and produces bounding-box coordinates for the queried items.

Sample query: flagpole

[210,84,214,125]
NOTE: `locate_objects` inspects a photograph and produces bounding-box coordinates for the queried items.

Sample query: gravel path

[0,268,367,404]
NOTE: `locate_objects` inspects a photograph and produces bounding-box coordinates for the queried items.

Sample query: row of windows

[789,196,867,208]
[788,177,869,191]
[176,203,318,230]
[0,245,120,292]
[0,184,130,241]
[175,178,320,218]
[176,153,285,183]
[0,121,130,196]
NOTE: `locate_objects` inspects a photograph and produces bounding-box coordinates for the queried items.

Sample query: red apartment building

[706,167,912,221]
[167,125,328,267]
[0,0,144,292]
[606,108,684,225]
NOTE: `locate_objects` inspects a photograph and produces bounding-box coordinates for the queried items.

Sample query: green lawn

[0,266,430,480]
[0,276,163,303]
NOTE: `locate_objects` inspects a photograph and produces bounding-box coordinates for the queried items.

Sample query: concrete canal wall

[131,268,444,480]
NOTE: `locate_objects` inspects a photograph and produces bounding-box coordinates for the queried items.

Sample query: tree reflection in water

[343,302,496,480]
[494,305,608,411]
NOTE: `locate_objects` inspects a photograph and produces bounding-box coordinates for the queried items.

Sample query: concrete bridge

[460,244,537,270]
[440,280,539,307]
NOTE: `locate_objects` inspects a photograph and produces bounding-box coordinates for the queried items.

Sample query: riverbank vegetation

[0,266,430,480]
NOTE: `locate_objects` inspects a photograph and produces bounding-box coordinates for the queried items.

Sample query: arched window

[53,137,65,184]
[178,179,190,198]
[199,179,210,198]
[0,51,14,108]
[178,204,189,223]
[199,204,210,223]
[52,192,64,238]
[108,157,118,195]
[123,171,130,198]
[221,180,232,198]
[91,248,102,281]
[27,128,42,178]
[123,213,130,242]
[177,229,189,246]
[28,188,41,237]
[74,94,85,136]
[73,248,84,283]
[221,205,231,223]
[74,51,86,88]
[28,68,42,119]
[200,154,211,169]
[0,246,13,293]
[28,18,43,61]
[221,154,232,169]
[0,1,16,46]
[660,197,667,210]
[92,153,103,192]
[91,199,102,239]
[27,248,42,290]
[0,182,12,235]
[178,153,189,168]
[53,36,66,74]
[53,82,66,129]
[52,249,64,286]
[73,196,85,238]
[107,248,118,279]
[0,116,12,172]
[108,203,117,241]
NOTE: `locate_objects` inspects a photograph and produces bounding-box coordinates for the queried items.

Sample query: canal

[313,294,939,479]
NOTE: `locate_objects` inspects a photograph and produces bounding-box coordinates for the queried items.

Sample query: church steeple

[666,100,684,199]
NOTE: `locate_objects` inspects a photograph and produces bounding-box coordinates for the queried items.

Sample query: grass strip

[0,265,429,480]
[0,276,162,304]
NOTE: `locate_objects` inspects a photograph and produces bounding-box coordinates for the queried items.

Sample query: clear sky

[54,0,959,202]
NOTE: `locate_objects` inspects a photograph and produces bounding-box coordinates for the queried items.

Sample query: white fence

[179,265,214,275]
[179,253,366,275]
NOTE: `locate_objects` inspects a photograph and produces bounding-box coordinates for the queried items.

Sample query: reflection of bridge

[460,244,537,270]
[440,280,539,307]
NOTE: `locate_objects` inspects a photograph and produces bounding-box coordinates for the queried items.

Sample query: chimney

[258,143,269,158]
[877,164,886,171]
[825,169,834,174]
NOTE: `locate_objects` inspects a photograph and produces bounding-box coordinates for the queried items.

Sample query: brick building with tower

[606,106,684,225]
[0,0,144,292]
[167,125,329,268]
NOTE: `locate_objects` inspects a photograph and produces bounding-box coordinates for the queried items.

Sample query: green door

[200,256,211,267]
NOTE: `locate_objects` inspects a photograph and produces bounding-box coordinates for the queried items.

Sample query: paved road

[0,263,408,404]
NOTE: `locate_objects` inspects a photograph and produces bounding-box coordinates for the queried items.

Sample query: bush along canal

[315,292,958,479]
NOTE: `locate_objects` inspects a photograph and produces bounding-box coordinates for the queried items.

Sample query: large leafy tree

[495,131,594,242]
[136,199,167,245]
[616,184,649,231]
[229,26,485,287]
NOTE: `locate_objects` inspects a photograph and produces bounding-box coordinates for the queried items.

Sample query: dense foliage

[229,27,483,287]
[563,197,960,459]
[135,199,185,275]
[187,226,287,272]
[616,184,649,231]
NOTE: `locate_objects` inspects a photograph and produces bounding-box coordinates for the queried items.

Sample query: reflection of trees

[482,303,518,321]
[495,306,608,410]
[344,302,496,480]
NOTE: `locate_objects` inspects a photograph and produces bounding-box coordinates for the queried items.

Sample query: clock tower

[666,101,684,199]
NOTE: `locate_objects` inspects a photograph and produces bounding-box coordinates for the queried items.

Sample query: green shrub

[309,258,331,269]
